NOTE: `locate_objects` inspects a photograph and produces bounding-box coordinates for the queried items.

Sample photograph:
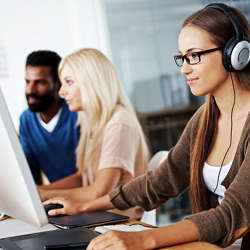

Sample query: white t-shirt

[203,161,232,204]
[36,108,62,132]
[203,162,242,249]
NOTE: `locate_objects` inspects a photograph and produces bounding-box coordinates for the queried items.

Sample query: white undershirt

[203,161,232,204]
[36,108,62,132]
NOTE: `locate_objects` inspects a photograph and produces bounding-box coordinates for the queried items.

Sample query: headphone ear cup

[222,37,238,72]
[231,40,250,70]
[223,38,250,71]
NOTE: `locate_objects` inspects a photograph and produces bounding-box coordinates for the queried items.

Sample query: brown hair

[183,6,250,212]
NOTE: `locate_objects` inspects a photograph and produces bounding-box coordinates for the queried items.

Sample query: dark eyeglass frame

[174,47,223,67]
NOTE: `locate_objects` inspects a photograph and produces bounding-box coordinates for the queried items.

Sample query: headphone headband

[205,3,250,71]
[205,3,245,40]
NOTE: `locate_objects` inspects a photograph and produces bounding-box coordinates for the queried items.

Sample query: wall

[104,0,203,112]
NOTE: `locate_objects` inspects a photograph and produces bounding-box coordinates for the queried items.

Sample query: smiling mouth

[187,78,198,85]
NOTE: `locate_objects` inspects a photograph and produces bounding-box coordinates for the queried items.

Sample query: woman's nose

[59,84,66,97]
[181,61,193,76]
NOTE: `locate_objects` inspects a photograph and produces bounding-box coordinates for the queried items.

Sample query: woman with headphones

[44,3,250,249]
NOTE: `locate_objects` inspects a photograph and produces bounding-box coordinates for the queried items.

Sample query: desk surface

[0,217,224,250]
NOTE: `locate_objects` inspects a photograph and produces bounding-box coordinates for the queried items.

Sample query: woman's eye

[66,80,73,86]
[191,53,198,59]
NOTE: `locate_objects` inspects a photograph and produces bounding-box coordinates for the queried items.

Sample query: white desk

[0,217,57,249]
[0,217,224,250]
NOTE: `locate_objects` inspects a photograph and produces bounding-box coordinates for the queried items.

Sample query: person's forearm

[60,168,124,203]
[80,195,115,213]
[53,183,110,202]
[40,181,111,202]
[139,219,200,249]
[39,172,82,190]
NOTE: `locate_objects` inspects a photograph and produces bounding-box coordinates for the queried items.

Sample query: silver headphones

[205,3,250,72]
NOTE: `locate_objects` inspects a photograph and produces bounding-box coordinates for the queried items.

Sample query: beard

[26,89,56,112]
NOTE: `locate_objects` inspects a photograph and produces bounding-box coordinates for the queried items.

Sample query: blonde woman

[40,48,149,219]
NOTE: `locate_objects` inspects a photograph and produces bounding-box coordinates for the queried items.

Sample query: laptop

[0,227,100,250]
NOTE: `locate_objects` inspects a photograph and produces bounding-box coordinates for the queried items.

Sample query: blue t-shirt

[19,99,79,183]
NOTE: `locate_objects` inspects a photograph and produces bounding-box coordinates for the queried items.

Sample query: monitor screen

[0,87,48,227]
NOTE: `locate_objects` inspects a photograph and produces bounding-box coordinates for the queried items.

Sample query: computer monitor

[0,87,48,227]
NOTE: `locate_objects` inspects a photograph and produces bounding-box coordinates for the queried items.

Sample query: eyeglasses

[174,47,222,67]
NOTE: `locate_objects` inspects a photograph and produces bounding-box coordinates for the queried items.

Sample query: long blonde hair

[184,6,250,212]
[59,48,149,173]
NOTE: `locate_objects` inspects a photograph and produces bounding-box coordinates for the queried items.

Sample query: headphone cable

[213,72,235,193]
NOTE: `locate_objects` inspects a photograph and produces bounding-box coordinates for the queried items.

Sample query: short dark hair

[25,50,61,83]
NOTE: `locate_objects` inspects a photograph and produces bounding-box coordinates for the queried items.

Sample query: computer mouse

[44,203,64,216]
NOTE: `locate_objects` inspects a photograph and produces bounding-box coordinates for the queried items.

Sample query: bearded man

[20,50,79,184]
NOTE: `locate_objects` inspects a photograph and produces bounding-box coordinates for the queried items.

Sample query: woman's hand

[38,186,73,202]
[87,230,150,250]
[43,197,84,216]
[43,194,115,216]
[37,187,54,201]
